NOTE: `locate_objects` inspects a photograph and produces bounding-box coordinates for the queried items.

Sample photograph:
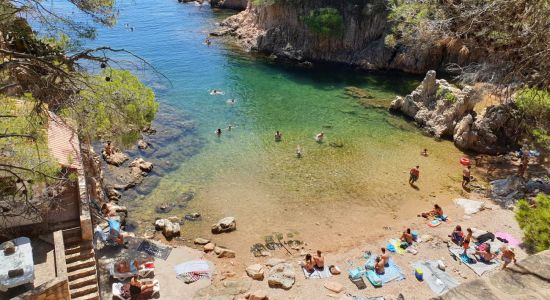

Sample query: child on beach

[409,166,420,185]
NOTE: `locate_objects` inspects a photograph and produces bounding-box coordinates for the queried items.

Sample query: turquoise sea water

[47,1,466,247]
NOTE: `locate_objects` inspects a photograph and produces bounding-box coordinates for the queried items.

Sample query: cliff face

[217,0,468,73]
[210,0,248,10]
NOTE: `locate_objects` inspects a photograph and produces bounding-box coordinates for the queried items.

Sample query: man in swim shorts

[409,165,420,185]
[462,165,471,188]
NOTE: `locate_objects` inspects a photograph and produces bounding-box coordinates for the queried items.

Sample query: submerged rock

[212,217,236,234]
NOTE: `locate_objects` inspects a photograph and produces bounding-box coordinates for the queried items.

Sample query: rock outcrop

[215,1,473,73]
[453,103,521,154]
[391,70,522,154]
[102,151,128,166]
[390,70,477,138]
[154,218,181,239]
[246,264,265,281]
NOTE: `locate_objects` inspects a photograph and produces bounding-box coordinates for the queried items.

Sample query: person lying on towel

[130,275,155,299]
[116,259,154,274]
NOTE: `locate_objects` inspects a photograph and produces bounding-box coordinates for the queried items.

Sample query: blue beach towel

[366,257,406,284]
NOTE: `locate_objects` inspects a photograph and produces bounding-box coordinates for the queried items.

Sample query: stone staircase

[62,227,100,300]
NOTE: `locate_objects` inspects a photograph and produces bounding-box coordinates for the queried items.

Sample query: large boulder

[130,158,153,172]
[156,219,180,239]
[103,151,128,166]
[212,217,236,234]
[267,263,295,290]
[390,70,477,138]
[246,264,265,281]
[454,103,521,154]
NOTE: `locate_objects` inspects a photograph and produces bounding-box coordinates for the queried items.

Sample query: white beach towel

[302,266,332,279]
[412,261,459,296]
[448,246,500,276]
[454,198,485,215]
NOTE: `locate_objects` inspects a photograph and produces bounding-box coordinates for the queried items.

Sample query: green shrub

[384,34,397,48]
[515,193,550,253]
[445,92,458,103]
[304,8,344,37]
[516,88,550,149]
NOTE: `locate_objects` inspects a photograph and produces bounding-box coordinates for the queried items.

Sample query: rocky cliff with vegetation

[215,0,470,73]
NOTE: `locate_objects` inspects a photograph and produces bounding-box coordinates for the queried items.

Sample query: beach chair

[109,260,155,280]
[112,279,160,300]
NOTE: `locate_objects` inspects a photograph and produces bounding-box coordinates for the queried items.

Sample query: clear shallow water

[49,1,466,247]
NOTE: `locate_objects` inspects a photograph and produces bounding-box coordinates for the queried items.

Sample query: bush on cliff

[516,89,550,151]
[304,8,344,37]
[515,193,550,253]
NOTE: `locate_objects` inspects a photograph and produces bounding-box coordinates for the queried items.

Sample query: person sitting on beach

[409,165,420,185]
[380,247,390,266]
[275,130,282,142]
[215,128,222,136]
[101,203,127,217]
[313,250,325,270]
[475,243,497,263]
[421,148,428,156]
[116,258,154,274]
[450,225,464,245]
[301,254,315,273]
[130,275,156,298]
[462,228,473,255]
[500,246,517,269]
[400,228,414,246]
[419,204,443,219]
[374,256,385,274]
[315,132,324,142]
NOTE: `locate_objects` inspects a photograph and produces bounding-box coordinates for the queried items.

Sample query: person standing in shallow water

[274,130,282,142]
[409,165,420,185]
[215,128,222,136]
[462,165,471,189]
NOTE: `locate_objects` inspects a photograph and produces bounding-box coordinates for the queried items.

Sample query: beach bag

[387,243,396,252]
[412,230,418,241]
[366,270,383,287]
[349,275,367,290]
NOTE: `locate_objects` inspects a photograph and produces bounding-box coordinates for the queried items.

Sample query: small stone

[168,216,180,223]
[137,139,148,149]
[204,243,215,252]
[212,217,236,234]
[194,238,210,245]
[247,290,268,300]
[421,234,434,242]
[154,219,166,230]
[324,281,344,293]
[217,248,236,258]
[246,264,265,281]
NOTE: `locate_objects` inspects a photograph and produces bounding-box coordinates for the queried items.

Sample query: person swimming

[215,128,222,136]
[315,132,324,142]
[275,130,282,142]
[227,125,232,131]
[209,89,224,95]
[226,98,235,104]
[296,145,303,158]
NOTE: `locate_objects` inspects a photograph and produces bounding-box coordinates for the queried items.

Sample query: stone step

[72,292,100,300]
[49,220,80,232]
[63,235,82,246]
[66,258,96,273]
[62,226,81,238]
[68,265,96,282]
[69,274,97,290]
[70,284,98,299]
[65,242,93,255]
[66,249,95,264]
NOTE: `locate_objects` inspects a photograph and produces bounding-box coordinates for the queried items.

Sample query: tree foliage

[515,193,550,253]
[304,8,344,37]
[69,69,158,138]
[515,89,550,151]
[387,0,550,91]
